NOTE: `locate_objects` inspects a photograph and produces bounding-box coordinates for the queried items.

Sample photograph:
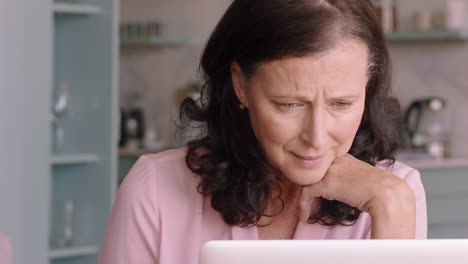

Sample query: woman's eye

[279,103,299,109]
[334,102,353,109]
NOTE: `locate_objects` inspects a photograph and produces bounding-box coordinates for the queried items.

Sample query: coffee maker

[119,108,145,150]
[403,97,450,159]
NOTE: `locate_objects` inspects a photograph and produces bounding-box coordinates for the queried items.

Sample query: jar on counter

[372,0,398,32]
[432,0,468,31]
[414,9,433,31]
[445,0,467,30]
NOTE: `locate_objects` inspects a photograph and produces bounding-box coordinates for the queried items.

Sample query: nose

[300,107,327,151]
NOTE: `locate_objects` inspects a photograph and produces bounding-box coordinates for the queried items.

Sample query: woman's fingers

[299,180,330,212]
[301,180,331,200]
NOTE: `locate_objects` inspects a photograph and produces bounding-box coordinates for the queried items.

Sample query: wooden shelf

[402,157,468,170]
[53,3,102,15]
[49,245,99,259]
[50,153,99,165]
[386,30,468,42]
[120,36,189,47]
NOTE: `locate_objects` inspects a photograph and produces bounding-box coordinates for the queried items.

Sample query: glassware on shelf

[51,82,70,153]
[120,21,162,42]
[50,200,75,249]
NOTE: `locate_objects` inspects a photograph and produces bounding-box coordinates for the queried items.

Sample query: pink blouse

[99,147,427,264]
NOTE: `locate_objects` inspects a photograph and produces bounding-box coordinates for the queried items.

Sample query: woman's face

[231,39,369,185]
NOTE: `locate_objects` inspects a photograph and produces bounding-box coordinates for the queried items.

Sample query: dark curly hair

[179,0,401,228]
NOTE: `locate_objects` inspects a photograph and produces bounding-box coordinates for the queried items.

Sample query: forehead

[250,39,369,96]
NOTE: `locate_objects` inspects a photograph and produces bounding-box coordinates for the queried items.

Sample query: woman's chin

[282,171,326,186]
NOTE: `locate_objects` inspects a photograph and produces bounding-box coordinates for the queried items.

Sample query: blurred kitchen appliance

[119,108,145,150]
[404,97,450,159]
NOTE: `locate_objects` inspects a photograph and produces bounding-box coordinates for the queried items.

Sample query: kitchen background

[1,0,468,264]
[119,0,468,157]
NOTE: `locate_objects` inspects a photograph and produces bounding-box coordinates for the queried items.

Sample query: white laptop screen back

[200,240,468,264]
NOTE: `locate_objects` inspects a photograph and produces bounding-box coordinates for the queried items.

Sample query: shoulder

[121,145,196,189]
[375,159,425,198]
[142,146,188,163]
[375,160,428,239]
[139,146,198,188]
[138,146,189,171]
[119,146,200,207]
[376,159,420,182]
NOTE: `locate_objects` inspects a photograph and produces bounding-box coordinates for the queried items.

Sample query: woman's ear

[230,61,249,108]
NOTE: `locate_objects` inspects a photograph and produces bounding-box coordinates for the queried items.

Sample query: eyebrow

[269,95,360,101]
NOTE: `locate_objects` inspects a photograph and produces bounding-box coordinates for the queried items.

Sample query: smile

[291,152,325,168]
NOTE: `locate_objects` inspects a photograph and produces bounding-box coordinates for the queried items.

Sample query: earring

[240,103,246,110]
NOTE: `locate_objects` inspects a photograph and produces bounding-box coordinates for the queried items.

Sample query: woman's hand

[299,154,416,239]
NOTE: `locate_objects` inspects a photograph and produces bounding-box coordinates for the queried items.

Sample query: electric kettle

[404,97,450,159]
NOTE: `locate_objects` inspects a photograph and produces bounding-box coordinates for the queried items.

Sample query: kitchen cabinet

[404,159,468,238]
[49,1,119,263]
[417,166,468,238]
[1,0,119,263]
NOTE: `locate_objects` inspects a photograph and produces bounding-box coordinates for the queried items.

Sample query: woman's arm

[368,168,427,239]
[300,154,426,239]
[366,178,416,239]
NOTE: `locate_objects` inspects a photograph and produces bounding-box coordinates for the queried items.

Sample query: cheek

[249,108,297,147]
[332,111,364,155]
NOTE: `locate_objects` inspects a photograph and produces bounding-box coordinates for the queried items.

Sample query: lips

[293,153,323,160]
[291,152,325,168]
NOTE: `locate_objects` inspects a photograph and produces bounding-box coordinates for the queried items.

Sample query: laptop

[199,240,468,264]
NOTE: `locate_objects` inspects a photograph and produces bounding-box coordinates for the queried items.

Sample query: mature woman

[99,0,427,263]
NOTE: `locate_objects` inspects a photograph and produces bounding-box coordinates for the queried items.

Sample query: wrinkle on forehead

[250,39,369,99]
